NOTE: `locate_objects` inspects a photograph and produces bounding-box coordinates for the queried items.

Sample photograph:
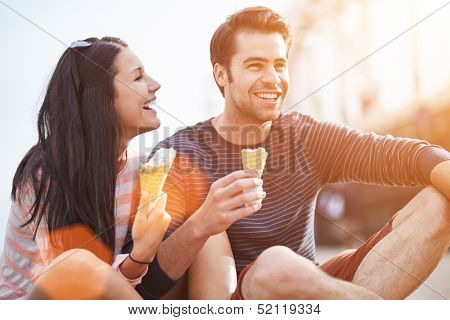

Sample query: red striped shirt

[0,152,142,299]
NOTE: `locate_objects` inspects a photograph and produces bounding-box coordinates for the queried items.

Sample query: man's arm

[431,160,450,199]
[301,115,450,187]
[155,170,263,279]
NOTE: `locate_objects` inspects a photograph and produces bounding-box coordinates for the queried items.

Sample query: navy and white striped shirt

[151,112,443,272]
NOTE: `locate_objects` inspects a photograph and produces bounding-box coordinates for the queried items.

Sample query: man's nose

[262,66,281,85]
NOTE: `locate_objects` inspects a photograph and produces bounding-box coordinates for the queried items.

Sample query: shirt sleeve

[417,147,450,183]
[14,183,56,266]
[0,184,48,299]
[300,115,447,186]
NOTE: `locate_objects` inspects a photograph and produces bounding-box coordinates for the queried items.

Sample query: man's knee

[245,246,320,299]
[427,187,450,234]
[252,246,296,282]
[402,186,450,234]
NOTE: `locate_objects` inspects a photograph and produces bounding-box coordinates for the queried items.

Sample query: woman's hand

[130,192,171,263]
[191,170,265,238]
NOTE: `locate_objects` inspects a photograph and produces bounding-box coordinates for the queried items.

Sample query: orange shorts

[231,213,397,300]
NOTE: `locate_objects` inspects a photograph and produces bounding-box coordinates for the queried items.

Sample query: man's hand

[430,160,450,200]
[190,170,266,238]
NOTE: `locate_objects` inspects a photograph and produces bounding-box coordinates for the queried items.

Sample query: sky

[0,0,293,250]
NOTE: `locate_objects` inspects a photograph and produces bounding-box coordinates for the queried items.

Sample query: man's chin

[259,109,281,122]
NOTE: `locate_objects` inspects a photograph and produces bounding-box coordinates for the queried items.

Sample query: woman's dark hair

[11,36,128,262]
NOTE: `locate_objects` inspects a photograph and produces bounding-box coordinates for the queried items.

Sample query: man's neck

[212,108,272,146]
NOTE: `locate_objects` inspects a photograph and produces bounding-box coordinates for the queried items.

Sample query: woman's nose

[147,77,161,92]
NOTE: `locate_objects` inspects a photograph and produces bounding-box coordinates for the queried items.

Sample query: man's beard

[246,102,281,122]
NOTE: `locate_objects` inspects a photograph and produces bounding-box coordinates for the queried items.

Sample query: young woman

[0,36,264,300]
[0,37,173,299]
[0,37,262,299]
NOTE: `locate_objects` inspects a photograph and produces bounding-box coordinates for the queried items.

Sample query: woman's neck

[117,139,129,172]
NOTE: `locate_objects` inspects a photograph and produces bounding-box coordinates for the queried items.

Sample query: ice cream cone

[139,148,176,206]
[241,147,268,179]
[241,147,268,207]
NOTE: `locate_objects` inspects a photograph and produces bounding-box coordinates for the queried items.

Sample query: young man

[131,7,450,299]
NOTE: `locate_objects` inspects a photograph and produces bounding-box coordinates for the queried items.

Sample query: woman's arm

[187,232,236,299]
[118,193,171,280]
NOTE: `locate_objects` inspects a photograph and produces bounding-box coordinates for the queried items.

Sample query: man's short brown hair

[210,6,292,95]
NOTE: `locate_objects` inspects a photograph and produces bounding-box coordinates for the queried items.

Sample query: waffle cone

[241,147,268,179]
[139,148,176,205]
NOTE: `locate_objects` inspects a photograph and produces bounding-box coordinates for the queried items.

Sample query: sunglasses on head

[70,40,93,49]
[69,40,94,97]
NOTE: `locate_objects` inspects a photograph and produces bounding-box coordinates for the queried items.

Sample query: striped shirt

[0,152,142,299]
[153,112,442,272]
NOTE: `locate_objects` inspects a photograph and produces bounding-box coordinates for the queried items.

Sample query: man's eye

[135,75,143,81]
[248,64,262,69]
[276,64,287,71]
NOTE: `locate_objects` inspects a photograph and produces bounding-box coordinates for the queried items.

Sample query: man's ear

[213,63,228,88]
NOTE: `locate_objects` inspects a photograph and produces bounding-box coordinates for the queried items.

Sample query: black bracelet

[128,253,152,265]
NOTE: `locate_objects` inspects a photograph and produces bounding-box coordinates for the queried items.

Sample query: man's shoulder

[154,118,213,151]
[275,112,317,131]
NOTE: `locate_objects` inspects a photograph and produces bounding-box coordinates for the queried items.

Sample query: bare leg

[241,246,381,300]
[240,187,450,300]
[27,249,141,299]
[353,186,450,299]
[188,233,237,299]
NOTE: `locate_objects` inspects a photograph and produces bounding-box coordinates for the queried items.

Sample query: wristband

[128,253,152,265]
[135,255,179,299]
